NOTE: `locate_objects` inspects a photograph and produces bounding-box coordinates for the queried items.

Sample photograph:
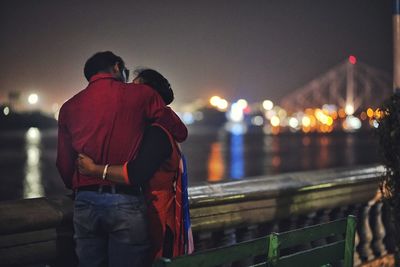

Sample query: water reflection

[301,136,312,169]
[0,128,381,200]
[345,134,356,165]
[230,134,244,179]
[24,127,44,198]
[271,156,281,168]
[318,136,330,169]
[207,142,225,182]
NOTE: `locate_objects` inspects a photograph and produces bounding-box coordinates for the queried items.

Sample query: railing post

[357,201,374,262]
[370,201,387,257]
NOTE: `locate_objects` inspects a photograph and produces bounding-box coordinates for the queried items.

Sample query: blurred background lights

[236,99,248,109]
[302,116,311,127]
[28,93,39,105]
[182,112,195,125]
[210,96,221,106]
[209,96,229,110]
[270,116,280,127]
[251,115,264,126]
[216,99,228,110]
[343,115,362,132]
[229,103,244,122]
[366,108,374,118]
[344,104,354,115]
[289,117,299,128]
[262,100,274,110]
[3,106,10,116]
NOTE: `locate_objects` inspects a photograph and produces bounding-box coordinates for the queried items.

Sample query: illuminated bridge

[280,56,392,114]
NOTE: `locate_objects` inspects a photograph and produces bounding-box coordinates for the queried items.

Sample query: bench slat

[278,218,347,249]
[276,240,345,267]
[154,237,268,267]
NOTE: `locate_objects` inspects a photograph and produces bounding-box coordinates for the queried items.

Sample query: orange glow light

[366,108,374,118]
[338,109,346,119]
[207,143,225,182]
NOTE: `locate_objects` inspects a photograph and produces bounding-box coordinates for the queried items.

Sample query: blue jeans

[73,190,150,267]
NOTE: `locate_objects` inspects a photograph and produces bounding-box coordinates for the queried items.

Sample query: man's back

[57,73,167,189]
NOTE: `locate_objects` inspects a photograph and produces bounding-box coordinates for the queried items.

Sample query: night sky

[0,1,393,111]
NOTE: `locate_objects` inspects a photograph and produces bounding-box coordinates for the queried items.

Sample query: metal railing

[0,164,393,266]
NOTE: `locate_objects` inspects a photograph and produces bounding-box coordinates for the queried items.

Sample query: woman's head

[133,69,174,105]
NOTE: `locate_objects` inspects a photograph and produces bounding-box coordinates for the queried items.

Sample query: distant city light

[236,99,248,109]
[366,108,374,118]
[182,112,195,125]
[210,96,229,110]
[262,100,274,110]
[343,115,361,132]
[217,99,228,110]
[344,104,354,115]
[28,93,39,105]
[289,117,299,128]
[265,110,276,120]
[26,127,41,144]
[209,96,221,107]
[251,115,264,126]
[3,106,10,116]
[338,108,347,118]
[322,104,337,113]
[270,116,280,127]
[229,103,244,122]
[278,109,287,119]
[374,108,382,119]
[349,55,357,65]
[302,116,311,127]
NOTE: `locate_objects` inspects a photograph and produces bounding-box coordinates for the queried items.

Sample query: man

[56,51,187,267]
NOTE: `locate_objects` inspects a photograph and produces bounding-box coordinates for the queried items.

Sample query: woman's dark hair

[84,51,125,81]
[135,69,174,105]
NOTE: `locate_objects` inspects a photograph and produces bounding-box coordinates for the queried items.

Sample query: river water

[0,126,381,201]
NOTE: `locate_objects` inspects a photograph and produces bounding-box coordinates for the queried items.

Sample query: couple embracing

[56,51,193,267]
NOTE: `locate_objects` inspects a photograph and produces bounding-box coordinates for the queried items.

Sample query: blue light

[182,112,195,125]
[230,133,244,179]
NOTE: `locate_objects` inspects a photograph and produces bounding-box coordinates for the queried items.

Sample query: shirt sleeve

[145,90,188,143]
[56,109,77,189]
[126,126,172,185]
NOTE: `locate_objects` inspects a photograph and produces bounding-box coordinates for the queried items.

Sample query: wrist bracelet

[102,164,109,180]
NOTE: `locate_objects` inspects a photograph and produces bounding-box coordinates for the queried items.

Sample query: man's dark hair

[84,51,125,81]
[135,69,174,105]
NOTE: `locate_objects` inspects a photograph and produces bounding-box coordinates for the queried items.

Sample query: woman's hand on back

[77,153,101,177]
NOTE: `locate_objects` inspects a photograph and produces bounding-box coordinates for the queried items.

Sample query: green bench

[153,215,356,267]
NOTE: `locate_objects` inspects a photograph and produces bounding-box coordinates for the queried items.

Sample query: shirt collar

[89,73,117,83]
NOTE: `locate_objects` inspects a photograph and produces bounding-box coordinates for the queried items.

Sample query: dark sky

[0,1,393,110]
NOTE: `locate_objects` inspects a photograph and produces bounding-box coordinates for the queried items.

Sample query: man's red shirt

[56,73,187,189]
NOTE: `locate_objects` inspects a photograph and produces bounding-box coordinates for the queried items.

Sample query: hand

[77,153,98,176]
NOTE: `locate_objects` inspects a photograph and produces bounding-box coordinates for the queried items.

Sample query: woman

[78,69,193,262]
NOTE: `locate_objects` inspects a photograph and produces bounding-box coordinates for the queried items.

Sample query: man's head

[83,51,129,82]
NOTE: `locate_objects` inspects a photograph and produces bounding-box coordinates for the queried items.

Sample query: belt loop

[111,185,116,194]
